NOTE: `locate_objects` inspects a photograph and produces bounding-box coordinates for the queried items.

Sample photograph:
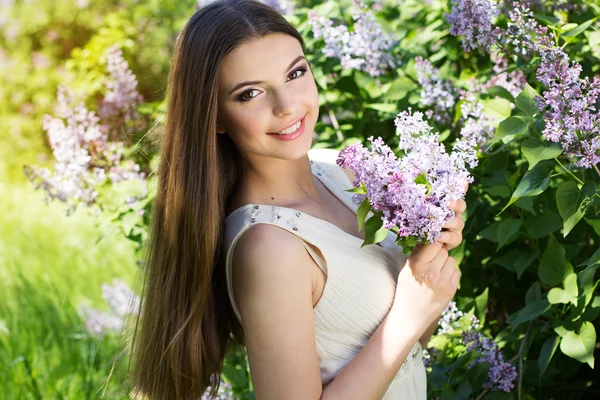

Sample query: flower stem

[594,164,600,178]
[475,389,489,400]
[327,106,344,143]
[554,158,584,185]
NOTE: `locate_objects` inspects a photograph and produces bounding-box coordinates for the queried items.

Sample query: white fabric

[224,148,427,399]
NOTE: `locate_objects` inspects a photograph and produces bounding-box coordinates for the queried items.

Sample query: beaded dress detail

[224,149,426,399]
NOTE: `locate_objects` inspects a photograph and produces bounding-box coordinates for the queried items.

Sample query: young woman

[130,1,466,399]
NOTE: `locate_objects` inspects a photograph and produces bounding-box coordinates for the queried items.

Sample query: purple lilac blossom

[337,110,476,244]
[459,89,496,148]
[23,85,147,214]
[414,57,457,125]
[98,46,143,137]
[309,1,397,77]
[462,327,518,392]
[444,0,500,52]
[499,2,539,58]
[535,29,600,169]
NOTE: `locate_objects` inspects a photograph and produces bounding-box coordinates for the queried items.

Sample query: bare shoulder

[230,224,323,399]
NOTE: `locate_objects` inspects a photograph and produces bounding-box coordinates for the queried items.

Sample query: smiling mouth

[269,115,306,135]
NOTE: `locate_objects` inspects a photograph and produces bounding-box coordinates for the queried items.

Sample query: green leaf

[515,196,536,214]
[356,197,370,233]
[507,299,550,329]
[538,335,559,378]
[562,16,600,38]
[526,211,562,239]
[382,76,417,101]
[584,218,600,236]
[494,116,530,144]
[364,103,397,113]
[515,83,541,117]
[414,172,432,195]
[556,181,595,237]
[496,218,522,250]
[521,138,563,170]
[500,163,551,213]
[559,322,596,368]
[579,247,600,269]
[486,85,515,103]
[475,288,489,325]
[526,281,542,305]
[538,234,573,286]
[481,98,513,120]
[362,216,389,247]
[345,183,367,194]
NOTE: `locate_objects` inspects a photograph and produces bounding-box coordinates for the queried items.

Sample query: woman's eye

[238,89,260,102]
[287,66,307,81]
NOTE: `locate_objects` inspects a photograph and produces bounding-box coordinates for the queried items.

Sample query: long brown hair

[128,1,305,398]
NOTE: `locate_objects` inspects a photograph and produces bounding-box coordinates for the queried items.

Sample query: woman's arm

[232,224,430,400]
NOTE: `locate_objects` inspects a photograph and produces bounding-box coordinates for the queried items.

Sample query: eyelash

[237,65,309,102]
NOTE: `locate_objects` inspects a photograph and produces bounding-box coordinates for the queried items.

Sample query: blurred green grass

[1,126,138,398]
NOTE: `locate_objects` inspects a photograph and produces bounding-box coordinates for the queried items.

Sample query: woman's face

[217,32,319,162]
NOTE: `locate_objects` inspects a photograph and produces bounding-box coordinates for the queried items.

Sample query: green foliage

[3,0,600,398]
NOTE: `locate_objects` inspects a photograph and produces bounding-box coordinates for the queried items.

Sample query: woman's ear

[216,120,226,135]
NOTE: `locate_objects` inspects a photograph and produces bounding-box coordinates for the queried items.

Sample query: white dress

[224,148,427,399]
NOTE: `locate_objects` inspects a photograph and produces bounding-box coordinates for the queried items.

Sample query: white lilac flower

[444,0,500,52]
[337,110,477,245]
[438,301,464,334]
[78,279,140,337]
[309,1,397,77]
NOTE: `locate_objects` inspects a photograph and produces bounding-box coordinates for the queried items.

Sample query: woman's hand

[438,197,468,251]
[391,241,460,335]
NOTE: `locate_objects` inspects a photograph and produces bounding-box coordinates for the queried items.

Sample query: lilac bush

[309,1,396,77]
[414,56,457,125]
[534,29,600,169]
[23,47,147,214]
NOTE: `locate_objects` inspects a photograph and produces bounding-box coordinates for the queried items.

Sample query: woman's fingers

[442,216,464,231]
[438,230,462,249]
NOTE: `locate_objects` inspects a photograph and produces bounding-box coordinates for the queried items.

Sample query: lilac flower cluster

[499,2,539,58]
[98,46,143,137]
[309,1,397,77]
[78,279,140,336]
[438,301,464,334]
[23,47,147,214]
[482,54,527,98]
[201,381,236,400]
[462,323,518,392]
[459,89,496,148]
[444,0,500,52]
[337,110,476,244]
[535,30,600,169]
[414,57,457,125]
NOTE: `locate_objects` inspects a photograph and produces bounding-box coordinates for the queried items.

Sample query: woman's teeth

[275,120,301,135]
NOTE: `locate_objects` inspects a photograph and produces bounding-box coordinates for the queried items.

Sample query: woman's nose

[272,88,298,118]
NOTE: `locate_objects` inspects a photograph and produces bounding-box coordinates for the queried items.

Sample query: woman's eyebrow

[227,55,306,95]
